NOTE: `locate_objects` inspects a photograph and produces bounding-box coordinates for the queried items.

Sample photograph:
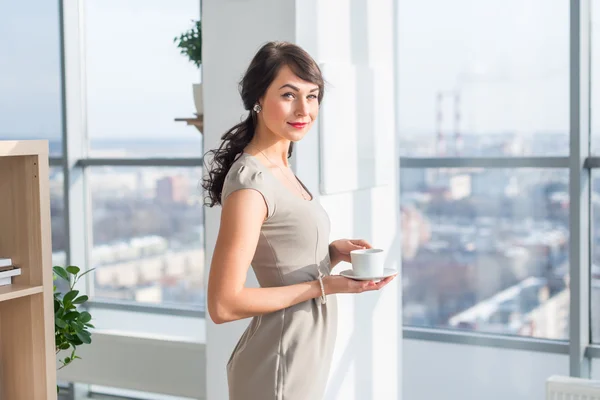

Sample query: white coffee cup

[350,248,385,277]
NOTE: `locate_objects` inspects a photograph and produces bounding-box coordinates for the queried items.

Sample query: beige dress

[222,152,338,400]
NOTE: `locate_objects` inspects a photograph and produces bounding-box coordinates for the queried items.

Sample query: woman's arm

[207,189,322,324]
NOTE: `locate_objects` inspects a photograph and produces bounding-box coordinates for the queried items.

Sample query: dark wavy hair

[202,41,324,207]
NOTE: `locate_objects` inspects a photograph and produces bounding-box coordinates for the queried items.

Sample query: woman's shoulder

[222,153,276,218]
[223,153,271,194]
[225,153,263,182]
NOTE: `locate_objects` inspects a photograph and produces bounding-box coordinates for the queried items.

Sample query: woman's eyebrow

[279,83,319,92]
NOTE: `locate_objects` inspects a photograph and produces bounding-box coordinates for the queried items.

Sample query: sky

[2,1,600,142]
[397,0,570,137]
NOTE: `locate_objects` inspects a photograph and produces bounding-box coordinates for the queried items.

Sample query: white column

[295,1,400,399]
[203,0,400,399]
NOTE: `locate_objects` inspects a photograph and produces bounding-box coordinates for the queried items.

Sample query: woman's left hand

[329,239,372,267]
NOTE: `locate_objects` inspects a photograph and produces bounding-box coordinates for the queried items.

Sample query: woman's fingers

[362,275,396,292]
[349,239,372,249]
[339,273,397,294]
[376,275,396,288]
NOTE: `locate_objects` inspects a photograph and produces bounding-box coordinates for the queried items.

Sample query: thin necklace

[248,144,309,200]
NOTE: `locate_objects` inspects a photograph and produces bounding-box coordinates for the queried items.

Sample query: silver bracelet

[317,271,327,305]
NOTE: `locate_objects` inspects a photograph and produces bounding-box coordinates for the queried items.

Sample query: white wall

[57,331,205,398]
[203,0,400,399]
[403,339,569,400]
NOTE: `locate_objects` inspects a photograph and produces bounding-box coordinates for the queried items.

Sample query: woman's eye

[308,94,318,100]
[283,92,295,99]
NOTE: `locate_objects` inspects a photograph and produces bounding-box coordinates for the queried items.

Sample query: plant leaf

[66,266,80,275]
[55,318,66,329]
[63,290,79,304]
[79,312,92,323]
[63,311,79,321]
[71,321,84,333]
[53,266,69,282]
[76,331,91,344]
[73,295,88,305]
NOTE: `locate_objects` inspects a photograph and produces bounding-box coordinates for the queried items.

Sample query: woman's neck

[247,128,290,167]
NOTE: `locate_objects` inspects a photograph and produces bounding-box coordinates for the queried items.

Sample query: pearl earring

[253,103,262,113]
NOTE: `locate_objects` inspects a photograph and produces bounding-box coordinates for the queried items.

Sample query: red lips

[288,122,308,129]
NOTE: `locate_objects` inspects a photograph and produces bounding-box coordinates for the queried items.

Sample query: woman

[204,41,395,400]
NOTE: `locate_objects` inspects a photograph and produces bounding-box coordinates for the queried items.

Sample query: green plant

[53,266,95,373]
[174,19,202,68]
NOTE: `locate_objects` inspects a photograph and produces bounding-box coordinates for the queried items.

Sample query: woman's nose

[295,99,309,116]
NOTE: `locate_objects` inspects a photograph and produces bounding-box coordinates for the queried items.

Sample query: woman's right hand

[322,274,396,295]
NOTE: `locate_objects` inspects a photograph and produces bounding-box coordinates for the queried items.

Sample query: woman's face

[258,64,320,143]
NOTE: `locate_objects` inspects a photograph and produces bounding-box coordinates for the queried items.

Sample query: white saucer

[339,268,398,281]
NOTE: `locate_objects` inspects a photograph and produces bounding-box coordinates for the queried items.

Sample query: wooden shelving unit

[0,140,57,399]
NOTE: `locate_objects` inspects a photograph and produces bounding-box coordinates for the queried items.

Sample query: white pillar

[203,1,400,399]
[295,1,400,399]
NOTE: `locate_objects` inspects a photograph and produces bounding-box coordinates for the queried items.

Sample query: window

[0,1,63,156]
[397,0,568,158]
[84,0,202,158]
[50,167,66,263]
[89,166,204,306]
[398,0,570,340]
[401,168,569,339]
[50,166,69,293]
[591,2,600,155]
[591,3,600,341]
[592,172,600,343]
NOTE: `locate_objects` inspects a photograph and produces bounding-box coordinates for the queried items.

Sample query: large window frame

[397,0,595,378]
[57,0,204,319]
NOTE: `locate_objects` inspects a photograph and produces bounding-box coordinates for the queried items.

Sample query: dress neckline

[240,152,314,202]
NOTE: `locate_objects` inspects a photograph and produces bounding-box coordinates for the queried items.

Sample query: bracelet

[317,271,327,305]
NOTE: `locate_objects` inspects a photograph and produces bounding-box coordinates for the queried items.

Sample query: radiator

[547,375,600,399]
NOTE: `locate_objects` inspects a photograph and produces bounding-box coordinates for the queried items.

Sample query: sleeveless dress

[221,152,338,400]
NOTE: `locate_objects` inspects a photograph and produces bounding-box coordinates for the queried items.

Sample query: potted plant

[53,265,95,393]
[174,19,203,116]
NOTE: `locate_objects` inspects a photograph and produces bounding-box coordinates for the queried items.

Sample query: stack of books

[0,258,21,286]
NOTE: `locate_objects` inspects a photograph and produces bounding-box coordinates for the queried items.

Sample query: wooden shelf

[174,114,204,134]
[0,284,44,302]
[0,139,56,399]
[0,140,48,157]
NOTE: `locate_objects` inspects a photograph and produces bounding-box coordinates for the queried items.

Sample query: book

[0,258,12,268]
[0,267,21,286]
